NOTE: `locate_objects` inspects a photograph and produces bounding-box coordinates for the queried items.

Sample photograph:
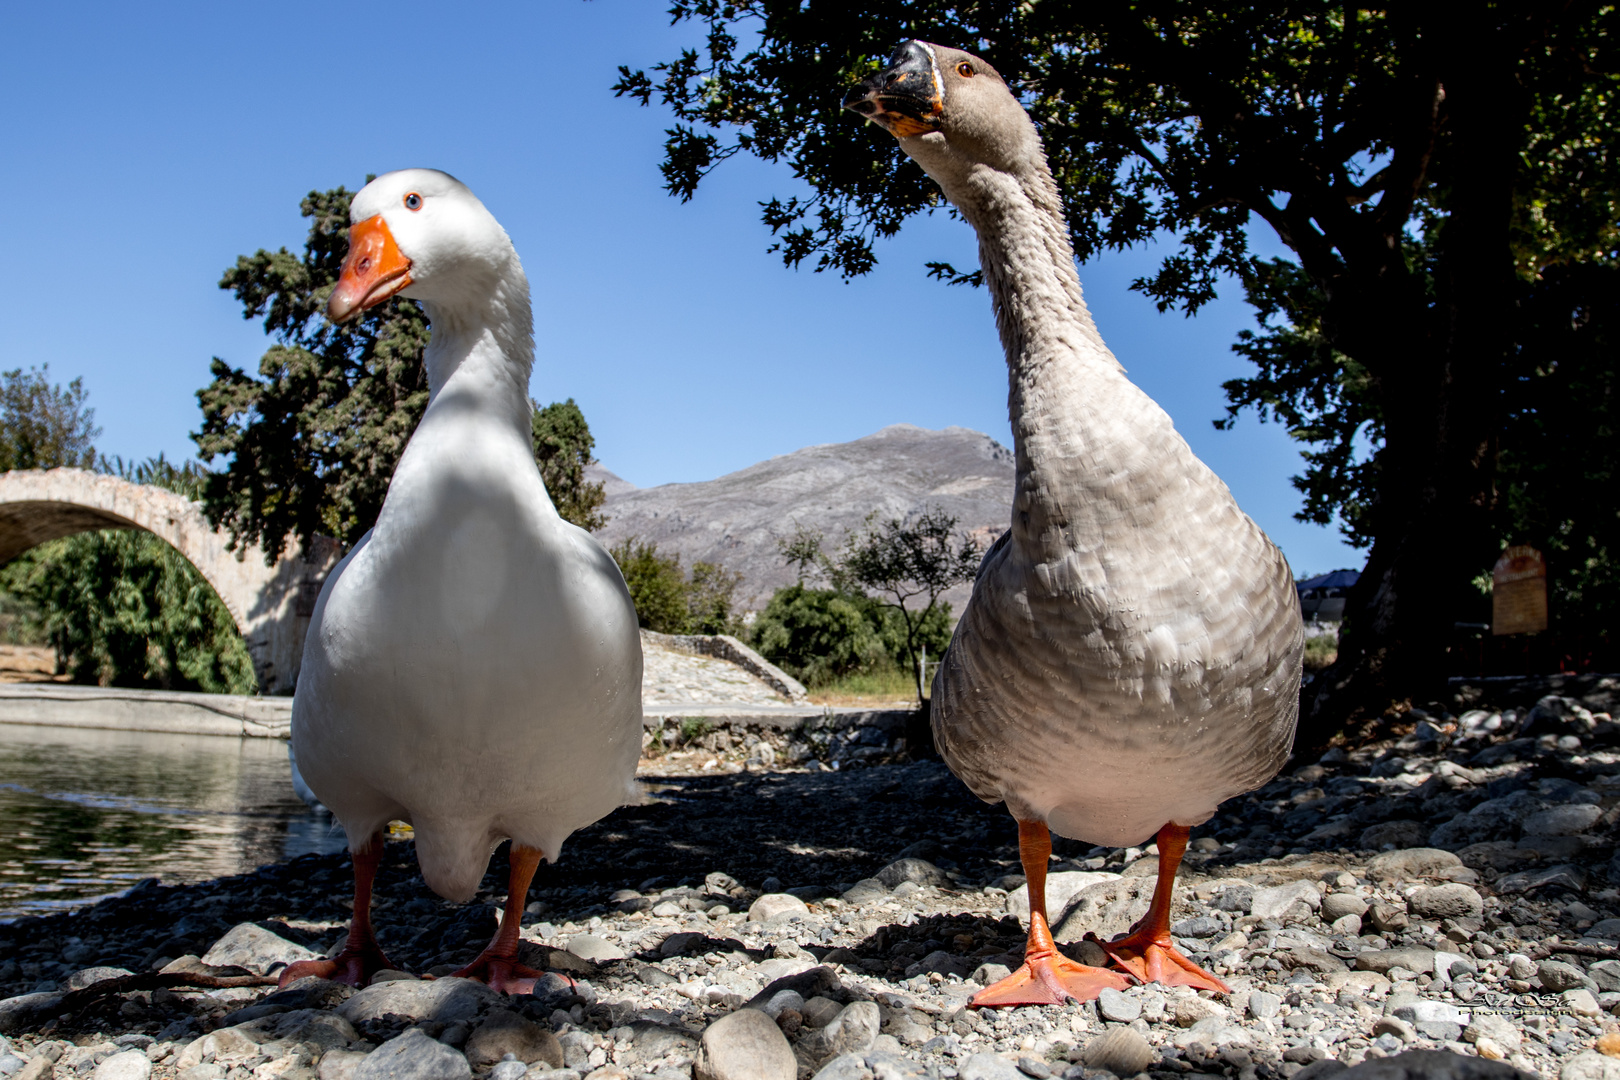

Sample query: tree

[840,509,980,700]
[773,512,977,699]
[195,185,610,558]
[751,583,888,684]
[533,398,608,531]
[687,559,745,635]
[611,537,691,633]
[616,2,1620,741]
[0,365,99,472]
[608,536,744,635]
[1,456,257,694]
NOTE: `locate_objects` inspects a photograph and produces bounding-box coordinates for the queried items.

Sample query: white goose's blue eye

[404,192,423,211]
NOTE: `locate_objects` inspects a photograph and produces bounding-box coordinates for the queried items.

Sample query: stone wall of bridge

[0,468,337,694]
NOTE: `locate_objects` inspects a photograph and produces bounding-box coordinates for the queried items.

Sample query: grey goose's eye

[956,61,974,77]
[403,192,423,211]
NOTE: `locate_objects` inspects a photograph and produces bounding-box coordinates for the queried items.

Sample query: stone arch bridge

[0,468,338,694]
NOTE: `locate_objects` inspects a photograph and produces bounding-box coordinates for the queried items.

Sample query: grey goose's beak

[843,40,944,138]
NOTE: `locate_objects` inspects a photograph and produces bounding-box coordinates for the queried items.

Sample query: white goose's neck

[419,265,535,442]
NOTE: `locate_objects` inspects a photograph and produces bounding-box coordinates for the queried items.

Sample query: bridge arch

[0,468,336,693]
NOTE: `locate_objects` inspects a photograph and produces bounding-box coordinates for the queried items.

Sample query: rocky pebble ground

[4,677,1620,1080]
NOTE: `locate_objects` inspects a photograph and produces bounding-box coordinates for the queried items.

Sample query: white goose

[280,170,642,992]
[846,45,1303,1007]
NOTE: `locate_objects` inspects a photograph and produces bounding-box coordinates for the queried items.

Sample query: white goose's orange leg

[973,821,1130,1008]
[279,833,397,988]
[1090,823,1228,993]
[444,844,549,995]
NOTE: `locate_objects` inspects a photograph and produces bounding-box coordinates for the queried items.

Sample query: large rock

[1005,872,1120,926]
[337,978,503,1026]
[464,1010,564,1069]
[1336,1049,1534,1080]
[1356,947,1437,975]
[1406,884,1484,920]
[957,1054,1025,1080]
[1525,804,1604,837]
[91,1052,151,1080]
[0,994,62,1035]
[875,859,947,889]
[1321,893,1369,922]
[201,923,321,975]
[694,1007,795,1080]
[564,934,625,963]
[1079,1027,1155,1076]
[1564,1053,1620,1080]
[65,967,134,991]
[353,1029,470,1080]
[1368,849,1463,881]
[234,1009,361,1054]
[1052,877,1155,943]
[1250,881,1322,921]
[748,894,811,924]
[802,1002,880,1065]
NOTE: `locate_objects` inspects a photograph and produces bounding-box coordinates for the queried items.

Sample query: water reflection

[0,723,348,920]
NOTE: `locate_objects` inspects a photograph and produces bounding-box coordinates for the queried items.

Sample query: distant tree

[610,537,693,633]
[0,365,99,472]
[839,508,980,700]
[1,456,256,694]
[196,184,609,558]
[751,583,887,685]
[532,398,608,531]
[609,536,745,635]
[768,513,975,698]
[687,560,744,635]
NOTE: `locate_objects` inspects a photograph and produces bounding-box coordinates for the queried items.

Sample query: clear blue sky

[0,1,1361,577]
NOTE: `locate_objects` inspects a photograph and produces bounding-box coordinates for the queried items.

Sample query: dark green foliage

[0,365,99,473]
[751,584,887,685]
[840,508,980,700]
[687,560,745,635]
[759,511,972,696]
[750,583,955,689]
[532,398,607,531]
[619,2,1620,733]
[609,536,744,635]
[611,537,691,633]
[194,185,431,558]
[195,185,609,559]
[1496,263,1620,635]
[1,457,256,694]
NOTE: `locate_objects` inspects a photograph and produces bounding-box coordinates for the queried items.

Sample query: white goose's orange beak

[327,215,413,323]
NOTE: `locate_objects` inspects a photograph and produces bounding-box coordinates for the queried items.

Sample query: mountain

[588,424,1015,611]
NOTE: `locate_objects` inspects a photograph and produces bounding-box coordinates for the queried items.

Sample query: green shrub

[4,529,256,694]
[609,537,744,636]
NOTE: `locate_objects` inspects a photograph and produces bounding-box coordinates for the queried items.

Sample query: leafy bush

[750,583,954,689]
[611,538,690,633]
[609,536,743,635]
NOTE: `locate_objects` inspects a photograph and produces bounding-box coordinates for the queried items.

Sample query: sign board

[1492,545,1547,636]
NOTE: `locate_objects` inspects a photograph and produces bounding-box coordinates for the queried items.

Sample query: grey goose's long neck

[940,157,1146,562]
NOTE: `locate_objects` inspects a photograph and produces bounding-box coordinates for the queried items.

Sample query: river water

[0,723,348,921]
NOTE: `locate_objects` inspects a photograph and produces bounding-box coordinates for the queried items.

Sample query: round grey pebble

[1096,987,1142,1023]
[1406,883,1483,919]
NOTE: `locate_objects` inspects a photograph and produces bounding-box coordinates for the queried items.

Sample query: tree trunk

[1297,18,1523,753]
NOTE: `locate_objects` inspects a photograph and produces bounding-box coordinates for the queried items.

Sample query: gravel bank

[3,680,1620,1080]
